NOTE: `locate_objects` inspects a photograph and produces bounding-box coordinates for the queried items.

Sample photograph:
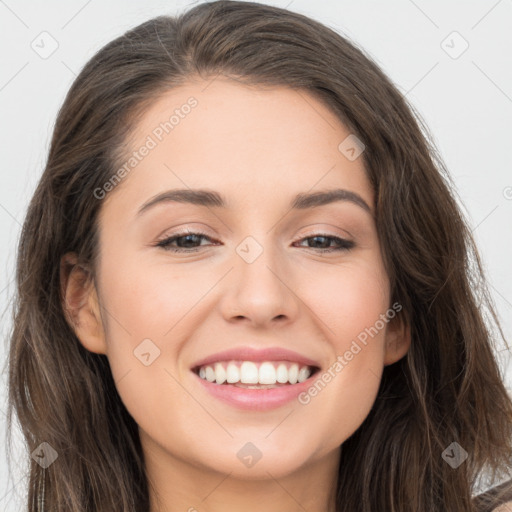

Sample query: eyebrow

[136,188,372,217]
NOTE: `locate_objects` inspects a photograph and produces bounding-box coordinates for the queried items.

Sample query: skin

[62,77,411,512]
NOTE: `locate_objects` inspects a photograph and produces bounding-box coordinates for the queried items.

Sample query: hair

[5,1,512,510]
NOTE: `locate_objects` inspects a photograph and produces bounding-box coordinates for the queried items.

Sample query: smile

[193,360,317,387]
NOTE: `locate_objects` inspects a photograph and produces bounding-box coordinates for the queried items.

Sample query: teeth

[240,361,259,384]
[259,362,276,384]
[226,363,240,384]
[196,360,314,386]
[214,363,226,384]
[297,366,310,383]
[276,363,288,383]
[205,366,215,383]
[288,364,298,384]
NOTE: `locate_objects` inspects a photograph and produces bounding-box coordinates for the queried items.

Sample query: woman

[6,1,512,510]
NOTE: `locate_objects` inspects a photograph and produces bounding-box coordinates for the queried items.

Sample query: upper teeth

[197,361,313,385]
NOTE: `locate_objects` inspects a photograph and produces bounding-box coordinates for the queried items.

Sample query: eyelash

[155,230,354,253]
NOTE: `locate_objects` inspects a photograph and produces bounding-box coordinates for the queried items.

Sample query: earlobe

[60,252,107,355]
[383,314,411,366]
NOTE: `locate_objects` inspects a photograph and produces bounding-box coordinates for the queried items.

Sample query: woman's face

[69,77,409,485]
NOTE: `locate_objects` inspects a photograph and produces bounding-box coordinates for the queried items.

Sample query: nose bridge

[221,233,299,325]
[236,234,281,287]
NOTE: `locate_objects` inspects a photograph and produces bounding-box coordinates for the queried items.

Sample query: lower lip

[192,371,317,411]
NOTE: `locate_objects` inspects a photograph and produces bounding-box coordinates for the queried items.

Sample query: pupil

[311,236,329,248]
[179,234,199,247]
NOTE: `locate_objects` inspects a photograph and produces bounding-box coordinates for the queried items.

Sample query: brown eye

[294,234,354,253]
[156,231,216,252]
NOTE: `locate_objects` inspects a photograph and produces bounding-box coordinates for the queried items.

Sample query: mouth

[191,360,321,389]
[191,361,321,410]
[189,346,322,410]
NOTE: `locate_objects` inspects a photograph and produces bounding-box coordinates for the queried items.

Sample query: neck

[143,434,340,512]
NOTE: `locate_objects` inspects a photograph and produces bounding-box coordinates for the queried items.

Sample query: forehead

[103,77,373,215]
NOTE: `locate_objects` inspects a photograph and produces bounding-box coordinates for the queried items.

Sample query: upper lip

[190,346,322,372]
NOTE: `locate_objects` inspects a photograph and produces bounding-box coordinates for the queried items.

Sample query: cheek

[294,260,390,441]
[95,253,208,444]
[300,256,390,350]
[95,249,226,417]
[99,248,207,342]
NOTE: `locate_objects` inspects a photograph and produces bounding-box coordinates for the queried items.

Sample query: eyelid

[292,225,354,242]
[155,225,215,243]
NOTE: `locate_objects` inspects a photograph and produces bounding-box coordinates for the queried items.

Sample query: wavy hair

[6,1,512,510]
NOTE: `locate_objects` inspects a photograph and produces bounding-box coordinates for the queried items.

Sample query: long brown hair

[6,1,512,510]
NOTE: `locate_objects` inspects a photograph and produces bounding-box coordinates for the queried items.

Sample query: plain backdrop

[1,0,511,509]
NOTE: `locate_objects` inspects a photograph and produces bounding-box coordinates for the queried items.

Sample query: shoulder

[492,502,512,512]
[473,478,512,512]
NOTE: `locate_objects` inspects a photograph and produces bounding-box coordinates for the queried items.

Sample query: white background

[1,0,511,509]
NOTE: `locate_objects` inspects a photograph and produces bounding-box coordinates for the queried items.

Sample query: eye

[155,230,217,252]
[155,231,354,254]
[293,234,354,253]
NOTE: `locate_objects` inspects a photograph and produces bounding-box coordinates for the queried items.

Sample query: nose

[219,238,300,329]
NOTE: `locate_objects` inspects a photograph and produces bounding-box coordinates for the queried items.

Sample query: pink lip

[190,346,321,371]
[192,371,318,411]
[189,346,321,411]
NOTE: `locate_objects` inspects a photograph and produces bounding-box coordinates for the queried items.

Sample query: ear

[383,310,411,366]
[60,252,107,355]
